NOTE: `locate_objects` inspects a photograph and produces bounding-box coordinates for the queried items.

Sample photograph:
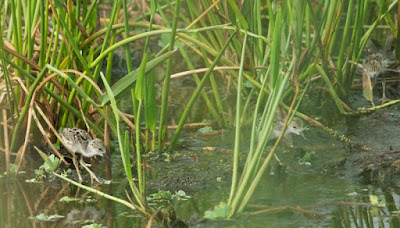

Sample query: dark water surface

[1,158,399,227]
[3,92,400,227]
[1,126,400,228]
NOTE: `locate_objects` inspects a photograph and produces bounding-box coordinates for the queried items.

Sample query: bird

[363,53,389,103]
[268,116,305,148]
[364,53,385,78]
[260,115,305,175]
[363,38,394,103]
[257,109,305,147]
[269,117,305,141]
[60,128,106,183]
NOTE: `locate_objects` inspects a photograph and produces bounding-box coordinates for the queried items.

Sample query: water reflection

[0,172,144,227]
[3,128,400,227]
[3,166,400,227]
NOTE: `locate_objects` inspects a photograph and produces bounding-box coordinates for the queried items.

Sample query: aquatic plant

[1,0,400,226]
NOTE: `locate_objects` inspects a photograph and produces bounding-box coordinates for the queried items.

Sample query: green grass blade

[158,0,182,151]
[102,50,176,105]
[168,30,237,151]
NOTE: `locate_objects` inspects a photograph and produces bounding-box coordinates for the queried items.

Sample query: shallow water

[1,116,400,228]
[3,84,400,227]
[2,167,399,227]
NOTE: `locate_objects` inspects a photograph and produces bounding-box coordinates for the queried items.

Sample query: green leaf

[204,202,231,220]
[145,69,157,132]
[59,196,80,202]
[150,0,158,15]
[36,147,58,172]
[198,126,214,133]
[82,224,106,228]
[6,163,18,175]
[173,190,191,200]
[226,0,249,30]
[25,178,37,183]
[135,53,148,100]
[102,50,176,105]
[147,190,173,202]
[29,213,64,222]
[369,194,379,206]
[244,80,254,88]
[53,0,63,8]
[100,72,119,122]
[123,130,132,181]
[298,151,315,165]
[369,194,386,207]
[175,190,186,197]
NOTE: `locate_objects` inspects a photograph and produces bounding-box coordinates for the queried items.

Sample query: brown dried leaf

[362,71,373,102]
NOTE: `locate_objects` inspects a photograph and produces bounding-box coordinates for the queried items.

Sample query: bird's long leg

[380,76,390,103]
[72,154,83,183]
[79,157,100,184]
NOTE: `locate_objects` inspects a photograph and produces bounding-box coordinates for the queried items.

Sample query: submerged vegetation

[1,0,400,226]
